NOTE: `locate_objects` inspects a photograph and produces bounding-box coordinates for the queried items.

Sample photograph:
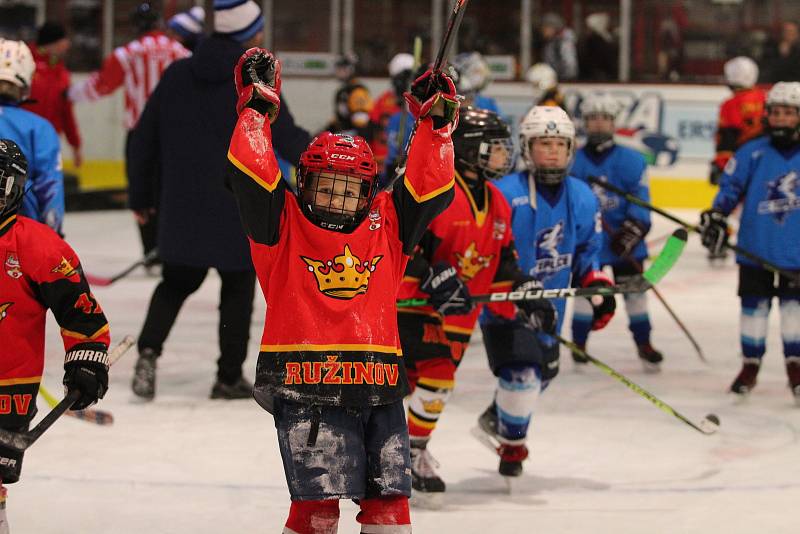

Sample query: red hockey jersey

[714,87,766,170]
[0,214,110,426]
[227,108,454,407]
[68,31,189,130]
[397,174,523,347]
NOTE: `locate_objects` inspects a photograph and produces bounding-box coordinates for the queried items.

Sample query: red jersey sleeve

[391,117,455,254]
[227,108,286,247]
[69,50,125,102]
[26,227,110,354]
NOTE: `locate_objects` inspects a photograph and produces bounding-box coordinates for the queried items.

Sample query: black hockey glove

[708,162,724,186]
[513,279,557,334]
[234,48,281,121]
[699,209,729,257]
[420,262,473,316]
[610,218,648,258]
[63,347,109,410]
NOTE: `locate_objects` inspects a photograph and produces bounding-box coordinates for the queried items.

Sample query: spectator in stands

[579,12,617,81]
[762,21,800,83]
[539,12,578,81]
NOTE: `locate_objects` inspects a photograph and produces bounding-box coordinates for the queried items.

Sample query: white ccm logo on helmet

[331,153,356,161]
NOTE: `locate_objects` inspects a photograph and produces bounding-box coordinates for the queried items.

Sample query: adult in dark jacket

[127,0,311,400]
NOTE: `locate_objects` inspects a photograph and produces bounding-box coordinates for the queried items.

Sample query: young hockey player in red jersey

[0,139,111,533]
[396,106,556,506]
[226,48,457,534]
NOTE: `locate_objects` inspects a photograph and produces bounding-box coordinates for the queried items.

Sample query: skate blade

[730,390,750,405]
[640,360,662,374]
[471,425,500,454]
[410,489,444,510]
[503,475,520,495]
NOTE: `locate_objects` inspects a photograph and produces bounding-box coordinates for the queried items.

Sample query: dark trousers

[137,262,256,384]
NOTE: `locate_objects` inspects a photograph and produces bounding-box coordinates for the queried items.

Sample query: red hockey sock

[284,499,340,534]
[356,496,411,533]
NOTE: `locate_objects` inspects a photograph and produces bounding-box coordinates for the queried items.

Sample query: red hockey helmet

[297,132,378,232]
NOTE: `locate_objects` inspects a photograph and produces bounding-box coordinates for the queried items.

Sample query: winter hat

[214,0,264,43]
[168,6,205,39]
[36,22,67,47]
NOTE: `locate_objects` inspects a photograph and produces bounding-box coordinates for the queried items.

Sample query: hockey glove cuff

[63,346,109,410]
[235,48,282,121]
[610,218,648,258]
[699,209,729,256]
[420,262,473,316]
[581,270,616,330]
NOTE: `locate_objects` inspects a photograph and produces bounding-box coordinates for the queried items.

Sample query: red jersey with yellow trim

[397,174,520,340]
[714,87,766,170]
[0,214,110,426]
[227,107,454,407]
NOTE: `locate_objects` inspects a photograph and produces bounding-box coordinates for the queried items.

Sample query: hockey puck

[705,413,720,426]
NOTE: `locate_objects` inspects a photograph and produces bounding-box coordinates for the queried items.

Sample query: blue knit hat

[214,0,264,43]
[168,6,205,39]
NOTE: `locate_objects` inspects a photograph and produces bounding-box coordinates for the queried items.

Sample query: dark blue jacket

[127,35,310,270]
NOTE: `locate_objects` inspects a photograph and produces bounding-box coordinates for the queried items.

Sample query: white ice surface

[11,209,799,533]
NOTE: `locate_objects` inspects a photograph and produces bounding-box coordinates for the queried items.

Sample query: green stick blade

[642,228,688,285]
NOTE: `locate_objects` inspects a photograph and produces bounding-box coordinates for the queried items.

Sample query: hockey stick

[38,385,114,426]
[392,36,424,174]
[601,220,706,363]
[556,335,720,435]
[587,176,800,284]
[397,228,687,307]
[385,0,470,191]
[0,336,135,451]
[84,248,159,287]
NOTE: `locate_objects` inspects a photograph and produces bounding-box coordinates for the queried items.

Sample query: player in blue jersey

[699,81,800,403]
[0,39,64,234]
[569,93,663,371]
[476,106,616,477]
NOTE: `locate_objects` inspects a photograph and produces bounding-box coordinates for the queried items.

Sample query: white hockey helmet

[452,51,492,94]
[0,39,34,93]
[724,56,759,89]
[525,63,558,92]
[767,81,800,109]
[580,92,621,119]
[519,105,576,184]
[388,53,414,77]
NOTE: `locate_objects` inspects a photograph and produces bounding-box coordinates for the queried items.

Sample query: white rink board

[11,210,800,534]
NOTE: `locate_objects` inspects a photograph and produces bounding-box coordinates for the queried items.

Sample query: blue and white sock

[495,364,541,445]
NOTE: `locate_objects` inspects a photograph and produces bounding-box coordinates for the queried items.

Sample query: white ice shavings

[373,432,407,492]
[287,420,352,495]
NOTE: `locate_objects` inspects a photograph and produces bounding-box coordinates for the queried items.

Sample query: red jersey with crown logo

[714,87,767,170]
[0,214,110,426]
[397,175,522,356]
[227,108,454,407]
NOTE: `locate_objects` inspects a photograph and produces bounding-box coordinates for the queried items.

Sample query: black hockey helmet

[0,139,28,218]
[132,2,160,34]
[452,105,515,181]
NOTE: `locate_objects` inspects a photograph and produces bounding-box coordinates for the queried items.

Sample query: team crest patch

[758,171,800,224]
[51,257,79,279]
[4,253,21,279]
[455,242,494,280]
[368,208,382,230]
[534,221,572,280]
[0,302,11,322]
[301,245,382,300]
[589,176,620,212]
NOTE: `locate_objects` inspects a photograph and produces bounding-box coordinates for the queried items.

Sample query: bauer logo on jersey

[51,256,79,279]
[534,221,572,280]
[301,245,383,299]
[4,252,21,279]
[589,176,620,212]
[454,242,494,280]
[0,302,11,323]
[758,171,800,224]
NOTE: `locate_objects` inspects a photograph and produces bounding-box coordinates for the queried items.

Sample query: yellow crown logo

[51,257,78,278]
[301,245,383,300]
[454,242,493,280]
[0,302,11,323]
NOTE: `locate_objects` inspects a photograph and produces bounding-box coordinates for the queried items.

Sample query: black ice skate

[730,359,760,397]
[571,343,589,366]
[131,348,157,400]
[210,376,253,400]
[409,439,445,509]
[498,443,529,478]
[786,358,800,406]
[637,343,663,373]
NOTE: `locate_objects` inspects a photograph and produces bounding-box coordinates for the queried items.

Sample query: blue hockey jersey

[480,170,602,333]
[0,104,64,233]
[570,144,651,265]
[714,136,800,269]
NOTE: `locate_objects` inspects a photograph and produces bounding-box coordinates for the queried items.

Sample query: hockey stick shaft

[588,176,800,283]
[85,248,159,287]
[556,335,717,435]
[38,385,114,426]
[0,336,134,450]
[397,228,687,308]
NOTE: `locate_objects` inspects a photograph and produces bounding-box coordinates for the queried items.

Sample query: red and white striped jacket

[69,31,189,130]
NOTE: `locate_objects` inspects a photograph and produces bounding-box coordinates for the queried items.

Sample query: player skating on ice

[0,139,111,533]
[396,106,554,506]
[476,106,616,479]
[226,48,457,533]
[699,81,800,404]
[570,93,663,371]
